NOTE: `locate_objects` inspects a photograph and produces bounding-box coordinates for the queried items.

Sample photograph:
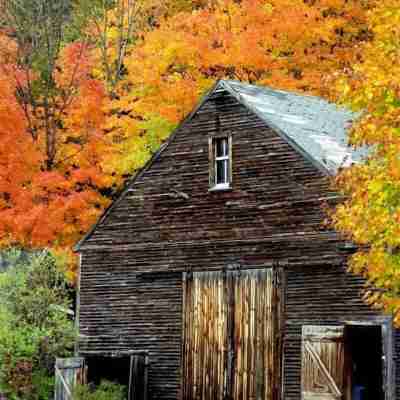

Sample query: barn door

[301,326,345,400]
[232,269,281,400]
[182,268,282,400]
[182,271,227,400]
[54,357,86,400]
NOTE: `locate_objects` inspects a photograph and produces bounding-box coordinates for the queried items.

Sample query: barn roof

[220,80,364,174]
[75,79,364,251]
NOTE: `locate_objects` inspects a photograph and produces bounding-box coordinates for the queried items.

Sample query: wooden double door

[182,268,283,400]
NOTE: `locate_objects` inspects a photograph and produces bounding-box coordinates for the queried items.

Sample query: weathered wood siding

[79,88,335,253]
[283,264,400,400]
[77,87,400,399]
[79,258,182,400]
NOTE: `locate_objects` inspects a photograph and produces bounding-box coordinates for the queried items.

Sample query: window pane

[215,137,228,157]
[216,159,228,184]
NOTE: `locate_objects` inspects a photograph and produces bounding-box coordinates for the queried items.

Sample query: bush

[72,380,126,400]
[0,249,75,400]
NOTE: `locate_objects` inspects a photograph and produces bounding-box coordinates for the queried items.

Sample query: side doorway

[61,353,149,400]
[181,267,284,400]
[344,320,394,400]
[300,319,394,400]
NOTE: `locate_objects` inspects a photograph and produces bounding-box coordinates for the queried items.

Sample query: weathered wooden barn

[75,80,399,400]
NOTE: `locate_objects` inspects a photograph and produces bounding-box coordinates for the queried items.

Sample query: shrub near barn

[0,250,75,400]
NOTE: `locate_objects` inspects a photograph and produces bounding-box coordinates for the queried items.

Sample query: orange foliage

[114,0,372,121]
[0,37,117,278]
[102,0,373,176]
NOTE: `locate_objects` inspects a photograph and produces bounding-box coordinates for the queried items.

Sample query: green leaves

[73,380,127,400]
[0,249,75,399]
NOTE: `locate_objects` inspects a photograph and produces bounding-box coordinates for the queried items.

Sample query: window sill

[209,185,232,192]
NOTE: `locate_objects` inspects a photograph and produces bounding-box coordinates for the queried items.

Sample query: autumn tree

[77,0,203,96]
[104,0,374,176]
[0,0,83,170]
[0,1,113,276]
[333,1,400,323]
[0,0,199,275]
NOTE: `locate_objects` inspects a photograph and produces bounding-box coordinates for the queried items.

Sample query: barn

[74,80,398,400]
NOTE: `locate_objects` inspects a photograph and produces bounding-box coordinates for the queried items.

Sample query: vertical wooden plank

[382,319,395,400]
[218,274,225,400]
[128,356,134,400]
[186,273,193,400]
[226,269,235,400]
[54,358,84,400]
[191,273,198,400]
[263,270,269,400]
[143,355,149,400]
[201,273,207,400]
[233,270,241,400]
[243,272,249,400]
[219,270,228,400]
[205,272,211,400]
[181,272,187,400]
[208,136,214,188]
[256,270,262,400]
[211,272,217,400]
[198,273,205,400]
[274,267,284,400]
[183,273,190,400]
[250,272,256,400]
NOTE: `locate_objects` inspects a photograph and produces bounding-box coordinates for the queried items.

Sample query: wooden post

[128,354,149,400]
[225,268,235,400]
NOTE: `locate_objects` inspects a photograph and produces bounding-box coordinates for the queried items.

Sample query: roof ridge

[220,79,332,102]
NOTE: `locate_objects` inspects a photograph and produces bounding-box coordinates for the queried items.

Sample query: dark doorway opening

[346,325,384,400]
[86,356,131,387]
[83,354,149,400]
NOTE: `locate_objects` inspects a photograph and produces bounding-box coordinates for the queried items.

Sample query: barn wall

[79,89,335,252]
[77,88,399,399]
[283,264,400,400]
[79,251,183,400]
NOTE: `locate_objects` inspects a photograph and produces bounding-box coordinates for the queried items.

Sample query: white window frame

[214,138,229,188]
[209,134,232,191]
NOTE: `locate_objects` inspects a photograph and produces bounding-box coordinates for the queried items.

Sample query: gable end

[75,80,347,251]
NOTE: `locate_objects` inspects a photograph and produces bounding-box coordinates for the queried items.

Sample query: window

[209,136,232,190]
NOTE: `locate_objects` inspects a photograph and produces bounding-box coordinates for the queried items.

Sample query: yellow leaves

[263,2,274,14]
[333,1,400,322]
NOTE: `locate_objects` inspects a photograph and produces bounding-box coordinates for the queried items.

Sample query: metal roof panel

[221,80,366,174]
